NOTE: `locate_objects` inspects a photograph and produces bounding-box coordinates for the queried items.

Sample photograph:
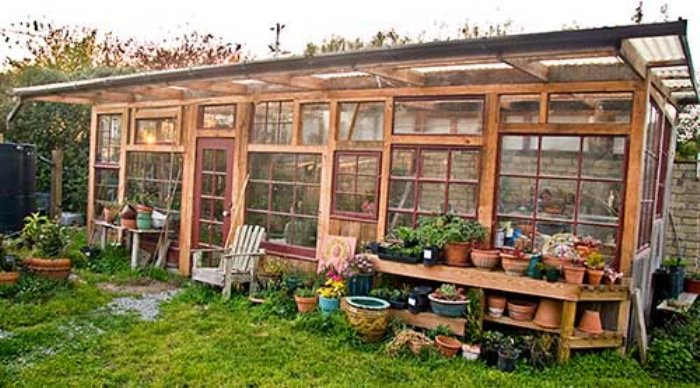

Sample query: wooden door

[192,138,235,248]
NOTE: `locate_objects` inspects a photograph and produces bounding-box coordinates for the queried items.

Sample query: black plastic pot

[480,347,499,367]
[497,350,518,372]
[653,267,685,302]
[389,298,408,309]
[545,267,560,283]
[422,247,440,266]
[408,286,432,314]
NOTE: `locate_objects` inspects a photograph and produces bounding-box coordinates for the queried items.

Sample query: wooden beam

[32,95,95,104]
[362,67,425,86]
[128,85,184,100]
[501,57,549,82]
[173,80,248,95]
[253,74,329,90]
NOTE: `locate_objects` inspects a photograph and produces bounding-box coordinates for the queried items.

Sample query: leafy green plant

[20,212,51,248]
[646,338,699,382]
[499,336,520,358]
[415,215,487,248]
[295,287,315,298]
[34,221,69,259]
[464,288,483,344]
[430,283,466,301]
[87,245,131,274]
[585,252,605,270]
[425,324,453,340]
[529,334,558,368]
[393,226,420,247]
[661,257,689,269]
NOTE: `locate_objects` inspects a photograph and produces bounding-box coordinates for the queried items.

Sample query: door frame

[192,137,236,249]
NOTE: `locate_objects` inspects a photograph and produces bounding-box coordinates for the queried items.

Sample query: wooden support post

[558,300,577,363]
[50,149,64,221]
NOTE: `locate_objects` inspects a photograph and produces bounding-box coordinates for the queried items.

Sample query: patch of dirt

[98,280,178,295]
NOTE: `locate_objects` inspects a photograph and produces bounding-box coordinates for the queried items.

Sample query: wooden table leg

[100,227,107,249]
[131,232,140,269]
[558,300,577,363]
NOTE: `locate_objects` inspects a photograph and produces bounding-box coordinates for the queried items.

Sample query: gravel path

[107,289,180,321]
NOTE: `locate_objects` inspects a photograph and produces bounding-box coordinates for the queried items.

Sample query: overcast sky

[0,0,698,65]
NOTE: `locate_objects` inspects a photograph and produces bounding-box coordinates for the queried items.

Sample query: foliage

[0,272,72,302]
[317,277,346,299]
[252,287,297,321]
[661,257,689,269]
[498,336,520,358]
[259,258,285,276]
[430,284,466,302]
[393,226,420,247]
[464,288,483,344]
[20,212,50,248]
[416,215,487,248]
[341,254,374,277]
[676,105,700,161]
[295,287,315,298]
[86,245,131,274]
[529,334,558,369]
[585,252,605,270]
[645,303,700,383]
[425,324,453,340]
[33,221,69,259]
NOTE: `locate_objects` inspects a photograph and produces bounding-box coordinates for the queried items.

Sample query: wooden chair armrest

[221,250,266,258]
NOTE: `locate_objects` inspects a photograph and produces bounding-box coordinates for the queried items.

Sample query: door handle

[222,210,230,217]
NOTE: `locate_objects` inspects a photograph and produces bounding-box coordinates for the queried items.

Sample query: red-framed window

[245,153,322,258]
[386,146,480,233]
[198,104,236,130]
[638,102,664,249]
[496,134,627,264]
[96,114,122,165]
[331,151,381,221]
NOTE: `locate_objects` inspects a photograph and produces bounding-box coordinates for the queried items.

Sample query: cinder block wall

[666,161,700,266]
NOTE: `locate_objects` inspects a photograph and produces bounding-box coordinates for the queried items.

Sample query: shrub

[646,338,699,382]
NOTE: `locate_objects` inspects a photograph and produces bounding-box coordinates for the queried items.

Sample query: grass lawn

[0,269,676,387]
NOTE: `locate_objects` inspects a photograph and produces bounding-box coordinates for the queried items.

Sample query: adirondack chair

[191,225,266,300]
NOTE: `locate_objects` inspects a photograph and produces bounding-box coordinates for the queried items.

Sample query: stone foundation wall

[666,162,700,266]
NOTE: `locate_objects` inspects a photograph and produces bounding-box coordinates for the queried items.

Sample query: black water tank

[0,143,36,233]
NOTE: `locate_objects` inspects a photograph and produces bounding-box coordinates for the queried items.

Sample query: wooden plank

[558,300,577,362]
[315,100,337,260]
[253,74,329,90]
[178,104,196,276]
[376,98,393,241]
[87,108,98,239]
[501,57,549,82]
[389,309,466,336]
[478,93,499,237]
[391,135,483,146]
[50,150,64,220]
[500,123,631,135]
[371,257,582,301]
[566,330,623,349]
[128,86,184,100]
[579,286,630,301]
[483,314,560,334]
[174,80,248,95]
[362,67,425,86]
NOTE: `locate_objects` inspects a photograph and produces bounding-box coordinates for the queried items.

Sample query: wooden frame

[330,150,382,222]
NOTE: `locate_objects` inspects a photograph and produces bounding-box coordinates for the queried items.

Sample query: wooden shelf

[565,330,623,349]
[579,286,629,301]
[483,314,560,334]
[388,309,466,336]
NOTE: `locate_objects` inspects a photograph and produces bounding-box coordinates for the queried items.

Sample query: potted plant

[344,296,391,342]
[388,286,411,309]
[497,337,520,372]
[507,300,538,321]
[416,217,446,266]
[343,254,374,296]
[585,251,606,286]
[0,236,19,286]
[316,267,346,315]
[440,216,487,267]
[501,248,529,276]
[563,257,586,285]
[133,193,155,230]
[472,244,501,271]
[120,202,137,229]
[435,335,462,358]
[24,220,72,280]
[574,235,600,259]
[660,257,687,299]
[543,264,561,283]
[294,287,318,313]
[486,294,507,318]
[102,202,120,224]
[480,331,505,366]
[20,212,50,248]
[428,284,467,317]
[685,270,700,294]
[604,266,623,285]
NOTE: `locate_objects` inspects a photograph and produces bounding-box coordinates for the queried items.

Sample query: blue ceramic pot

[136,212,152,230]
[319,296,340,315]
[348,274,373,296]
[428,294,467,317]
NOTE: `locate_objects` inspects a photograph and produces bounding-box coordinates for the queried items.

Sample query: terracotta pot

[577,310,604,334]
[103,208,118,223]
[563,265,586,284]
[462,344,481,361]
[444,242,471,267]
[136,204,154,214]
[294,295,318,313]
[533,299,562,329]
[576,246,591,258]
[501,253,529,276]
[120,204,136,220]
[685,279,700,294]
[586,268,605,286]
[471,249,501,270]
[121,218,137,229]
[435,335,461,358]
[507,300,537,321]
[24,257,72,280]
[0,271,20,286]
[542,255,570,270]
[487,295,507,318]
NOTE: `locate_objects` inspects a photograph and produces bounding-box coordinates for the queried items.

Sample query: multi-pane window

[96,114,121,164]
[251,101,293,144]
[387,147,480,232]
[135,117,178,145]
[199,104,236,129]
[393,97,484,135]
[497,135,627,262]
[332,152,381,220]
[499,94,540,123]
[548,92,633,124]
[338,102,385,141]
[638,102,665,249]
[94,168,119,218]
[245,153,322,255]
[126,152,183,230]
[300,103,330,145]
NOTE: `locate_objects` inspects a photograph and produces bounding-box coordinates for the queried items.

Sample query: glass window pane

[535,221,573,245]
[248,154,271,180]
[336,174,354,193]
[548,92,633,124]
[387,212,413,233]
[271,184,294,212]
[420,150,448,179]
[135,118,177,145]
[499,94,540,123]
[500,135,538,175]
[537,179,577,221]
[389,181,415,209]
[97,115,121,164]
[297,155,322,183]
[579,181,622,224]
[336,193,361,213]
[497,218,535,249]
[269,215,291,245]
[246,212,267,230]
[247,183,269,210]
[498,177,535,217]
[450,150,479,181]
[418,183,446,213]
[577,224,618,252]
[394,98,484,135]
[391,149,417,177]
[300,103,330,145]
[357,155,378,173]
[336,155,356,174]
[289,218,318,248]
[582,137,625,179]
[540,136,580,177]
[295,186,320,215]
[251,101,293,144]
[338,102,384,141]
[448,184,477,215]
[200,104,235,129]
[271,154,296,181]
[356,176,376,196]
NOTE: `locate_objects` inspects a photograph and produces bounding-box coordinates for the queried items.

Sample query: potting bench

[93,220,166,268]
[369,255,631,362]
